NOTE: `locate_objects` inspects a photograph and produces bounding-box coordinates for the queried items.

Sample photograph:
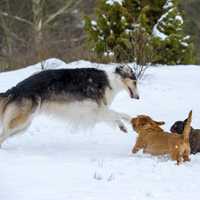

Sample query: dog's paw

[183,157,191,162]
[119,125,128,133]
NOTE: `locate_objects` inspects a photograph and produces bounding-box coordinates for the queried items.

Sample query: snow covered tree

[152,0,195,64]
[84,0,155,62]
[85,0,195,64]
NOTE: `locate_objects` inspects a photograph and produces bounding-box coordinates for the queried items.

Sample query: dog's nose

[134,95,140,100]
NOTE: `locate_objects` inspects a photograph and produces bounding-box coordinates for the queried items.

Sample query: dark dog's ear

[183,118,188,125]
[170,121,185,134]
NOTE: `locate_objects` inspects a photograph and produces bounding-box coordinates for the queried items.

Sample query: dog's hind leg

[0,111,32,147]
[171,150,182,165]
[0,99,38,147]
[183,150,190,162]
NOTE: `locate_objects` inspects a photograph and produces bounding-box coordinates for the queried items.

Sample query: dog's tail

[183,110,192,143]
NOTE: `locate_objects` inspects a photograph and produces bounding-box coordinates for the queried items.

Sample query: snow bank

[0,58,200,200]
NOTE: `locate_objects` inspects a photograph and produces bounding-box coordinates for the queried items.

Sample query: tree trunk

[32,0,44,61]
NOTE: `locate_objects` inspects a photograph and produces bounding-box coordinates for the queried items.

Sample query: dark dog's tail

[183,110,192,143]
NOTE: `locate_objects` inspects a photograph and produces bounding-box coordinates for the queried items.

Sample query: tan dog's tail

[183,110,192,143]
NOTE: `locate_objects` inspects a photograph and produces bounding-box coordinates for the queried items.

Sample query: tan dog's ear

[142,123,153,130]
[154,121,165,126]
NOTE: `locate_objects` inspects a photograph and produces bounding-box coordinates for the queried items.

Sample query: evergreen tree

[152,0,195,64]
[84,0,156,62]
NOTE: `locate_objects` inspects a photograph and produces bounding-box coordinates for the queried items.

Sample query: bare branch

[43,0,82,26]
[0,11,33,26]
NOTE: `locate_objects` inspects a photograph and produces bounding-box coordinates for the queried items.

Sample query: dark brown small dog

[170,120,200,154]
[131,111,192,165]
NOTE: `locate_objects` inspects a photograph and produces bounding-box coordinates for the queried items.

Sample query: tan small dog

[131,111,192,165]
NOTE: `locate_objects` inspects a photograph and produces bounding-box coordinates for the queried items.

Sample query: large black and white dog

[0,65,139,146]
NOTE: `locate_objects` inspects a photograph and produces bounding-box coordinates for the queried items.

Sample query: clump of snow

[184,35,190,40]
[91,20,97,26]
[152,24,167,40]
[106,0,123,5]
[152,11,169,40]
[152,6,175,40]
[104,51,114,57]
[125,29,133,34]
[181,42,189,47]
[121,16,126,21]
[1,59,200,200]
[153,0,183,40]
[163,0,173,9]
[175,15,183,24]
[41,58,67,70]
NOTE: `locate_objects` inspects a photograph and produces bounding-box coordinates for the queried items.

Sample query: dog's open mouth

[128,87,139,99]
[128,87,134,98]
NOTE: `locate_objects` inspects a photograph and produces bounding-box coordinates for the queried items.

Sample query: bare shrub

[114,27,153,79]
[130,28,153,79]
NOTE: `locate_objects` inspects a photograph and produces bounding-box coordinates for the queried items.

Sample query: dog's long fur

[131,111,192,165]
[170,120,200,154]
[0,65,139,146]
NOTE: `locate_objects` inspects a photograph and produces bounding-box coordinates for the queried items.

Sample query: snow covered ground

[0,59,200,200]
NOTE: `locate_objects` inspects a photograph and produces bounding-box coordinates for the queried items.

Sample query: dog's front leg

[132,138,144,153]
[116,119,128,133]
[113,111,132,132]
[98,108,129,133]
[118,112,132,122]
[183,149,191,162]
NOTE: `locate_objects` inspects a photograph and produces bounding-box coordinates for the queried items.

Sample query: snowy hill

[0,59,200,200]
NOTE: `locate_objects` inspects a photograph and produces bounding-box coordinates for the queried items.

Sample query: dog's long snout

[125,78,140,100]
[133,83,140,100]
[132,89,140,100]
[129,91,140,99]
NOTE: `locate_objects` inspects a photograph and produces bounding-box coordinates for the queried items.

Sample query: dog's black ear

[115,65,137,80]
[170,121,185,134]
[115,65,124,75]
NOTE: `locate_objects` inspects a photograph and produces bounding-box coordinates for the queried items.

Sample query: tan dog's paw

[132,148,139,154]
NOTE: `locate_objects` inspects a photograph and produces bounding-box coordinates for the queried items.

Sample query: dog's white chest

[40,100,105,128]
